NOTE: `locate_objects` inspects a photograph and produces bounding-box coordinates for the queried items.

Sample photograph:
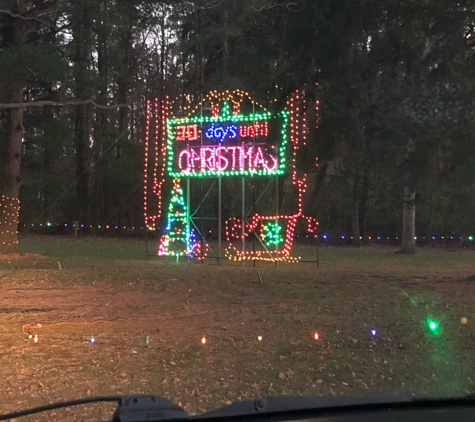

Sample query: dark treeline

[1,0,475,253]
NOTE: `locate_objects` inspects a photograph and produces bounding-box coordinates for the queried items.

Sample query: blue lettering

[214,126,225,140]
[205,125,215,139]
[228,125,238,139]
[204,124,239,142]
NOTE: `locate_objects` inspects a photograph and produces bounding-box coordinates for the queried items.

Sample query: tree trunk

[400,138,416,254]
[94,1,109,225]
[222,0,228,83]
[0,0,26,253]
[73,0,93,230]
[401,186,416,253]
[359,167,370,240]
[351,173,361,245]
[196,7,204,89]
[117,27,131,135]
[96,1,109,128]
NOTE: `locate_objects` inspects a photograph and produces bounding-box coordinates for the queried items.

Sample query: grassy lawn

[0,235,474,420]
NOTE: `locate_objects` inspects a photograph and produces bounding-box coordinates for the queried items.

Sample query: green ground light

[426,318,440,335]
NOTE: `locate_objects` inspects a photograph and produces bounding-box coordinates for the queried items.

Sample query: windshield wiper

[1,394,475,422]
[0,395,188,422]
[0,395,122,421]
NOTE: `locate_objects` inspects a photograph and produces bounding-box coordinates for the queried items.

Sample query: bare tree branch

[252,1,305,12]
[32,3,59,18]
[0,9,50,26]
[0,2,58,27]
[0,99,130,109]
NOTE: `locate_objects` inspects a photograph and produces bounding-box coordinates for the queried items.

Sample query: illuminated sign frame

[166,103,289,178]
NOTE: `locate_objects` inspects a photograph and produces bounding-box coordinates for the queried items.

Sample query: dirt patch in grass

[0,236,474,420]
[0,252,45,261]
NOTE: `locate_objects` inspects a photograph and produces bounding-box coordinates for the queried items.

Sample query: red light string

[144,96,170,231]
[143,100,151,230]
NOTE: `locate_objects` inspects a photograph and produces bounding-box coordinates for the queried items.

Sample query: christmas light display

[145,88,475,263]
[177,145,278,173]
[147,89,319,262]
[166,102,289,178]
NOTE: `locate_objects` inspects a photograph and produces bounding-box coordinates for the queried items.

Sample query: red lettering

[238,122,269,138]
[186,125,198,140]
[176,124,198,141]
[176,126,186,141]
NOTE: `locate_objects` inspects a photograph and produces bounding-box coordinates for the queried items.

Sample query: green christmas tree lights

[158,178,190,257]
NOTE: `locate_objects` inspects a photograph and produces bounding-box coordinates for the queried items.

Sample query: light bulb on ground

[371,329,377,337]
[89,335,95,344]
[257,335,263,341]
[33,334,39,343]
[312,331,320,341]
[426,318,440,335]
[461,317,468,325]
[201,336,207,345]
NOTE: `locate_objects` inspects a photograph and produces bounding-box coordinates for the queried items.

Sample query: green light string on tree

[262,221,284,247]
[158,178,190,257]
